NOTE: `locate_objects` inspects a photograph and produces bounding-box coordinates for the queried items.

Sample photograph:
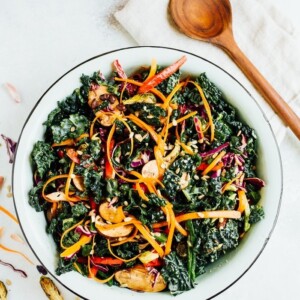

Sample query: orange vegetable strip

[60,235,92,258]
[42,174,69,202]
[95,219,141,231]
[136,182,149,201]
[189,81,215,141]
[134,222,164,257]
[127,114,160,144]
[138,56,187,94]
[238,190,250,214]
[106,123,139,183]
[221,172,243,194]
[64,161,79,201]
[167,111,197,129]
[164,204,176,255]
[202,150,226,176]
[114,77,167,103]
[75,133,89,142]
[0,205,19,224]
[145,58,157,81]
[52,139,75,147]
[152,210,241,228]
[0,243,34,265]
[60,219,84,250]
[162,81,185,109]
[107,239,140,262]
[88,256,115,283]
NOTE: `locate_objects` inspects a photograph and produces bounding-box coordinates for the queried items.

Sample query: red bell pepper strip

[144,258,163,268]
[91,257,123,265]
[132,182,148,193]
[138,56,187,94]
[88,265,98,278]
[197,161,224,172]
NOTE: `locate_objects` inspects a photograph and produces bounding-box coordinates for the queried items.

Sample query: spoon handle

[217,32,300,140]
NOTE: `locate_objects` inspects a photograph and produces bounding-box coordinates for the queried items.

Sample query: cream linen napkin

[115,0,300,143]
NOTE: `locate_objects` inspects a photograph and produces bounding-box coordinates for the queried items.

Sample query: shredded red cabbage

[1,134,17,163]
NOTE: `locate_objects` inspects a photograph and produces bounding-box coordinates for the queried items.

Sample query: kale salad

[29,56,265,295]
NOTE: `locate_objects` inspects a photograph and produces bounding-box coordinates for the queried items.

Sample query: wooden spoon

[169,0,300,140]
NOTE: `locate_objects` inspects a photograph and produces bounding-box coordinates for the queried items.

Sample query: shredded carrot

[52,139,75,147]
[163,82,185,109]
[202,150,226,176]
[152,210,241,229]
[114,77,167,103]
[221,172,243,194]
[64,161,81,201]
[134,222,164,257]
[60,235,92,258]
[107,239,140,262]
[127,114,160,144]
[0,243,34,264]
[189,81,215,141]
[167,111,197,130]
[136,182,149,201]
[145,58,157,81]
[75,133,89,142]
[164,203,176,255]
[60,219,84,250]
[237,190,250,214]
[106,123,138,183]
[0,205,19,224]
[42,174,69,203]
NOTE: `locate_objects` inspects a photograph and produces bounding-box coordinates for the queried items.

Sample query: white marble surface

[0,1,299,299]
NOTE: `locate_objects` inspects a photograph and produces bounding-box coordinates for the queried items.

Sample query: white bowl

[13,46,282,300]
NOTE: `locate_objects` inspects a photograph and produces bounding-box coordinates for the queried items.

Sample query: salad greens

[29,56,265,295]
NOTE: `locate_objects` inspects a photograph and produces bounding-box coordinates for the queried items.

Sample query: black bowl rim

[12,45,283,300]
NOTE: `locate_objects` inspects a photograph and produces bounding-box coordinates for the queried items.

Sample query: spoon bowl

[169,0,300,139]
[170,0,232,41]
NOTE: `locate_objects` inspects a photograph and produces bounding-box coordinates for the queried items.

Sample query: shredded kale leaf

[161,252,195,295]
[51,113,89,143]
[31,141,56,179]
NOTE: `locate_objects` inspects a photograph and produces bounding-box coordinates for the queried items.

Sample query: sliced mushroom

[142,160,159,178]
[45,192,67,202]
[115,264,166,292]
[95,218,133,238]
[72,176,85,192]
[99,201,125,224]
